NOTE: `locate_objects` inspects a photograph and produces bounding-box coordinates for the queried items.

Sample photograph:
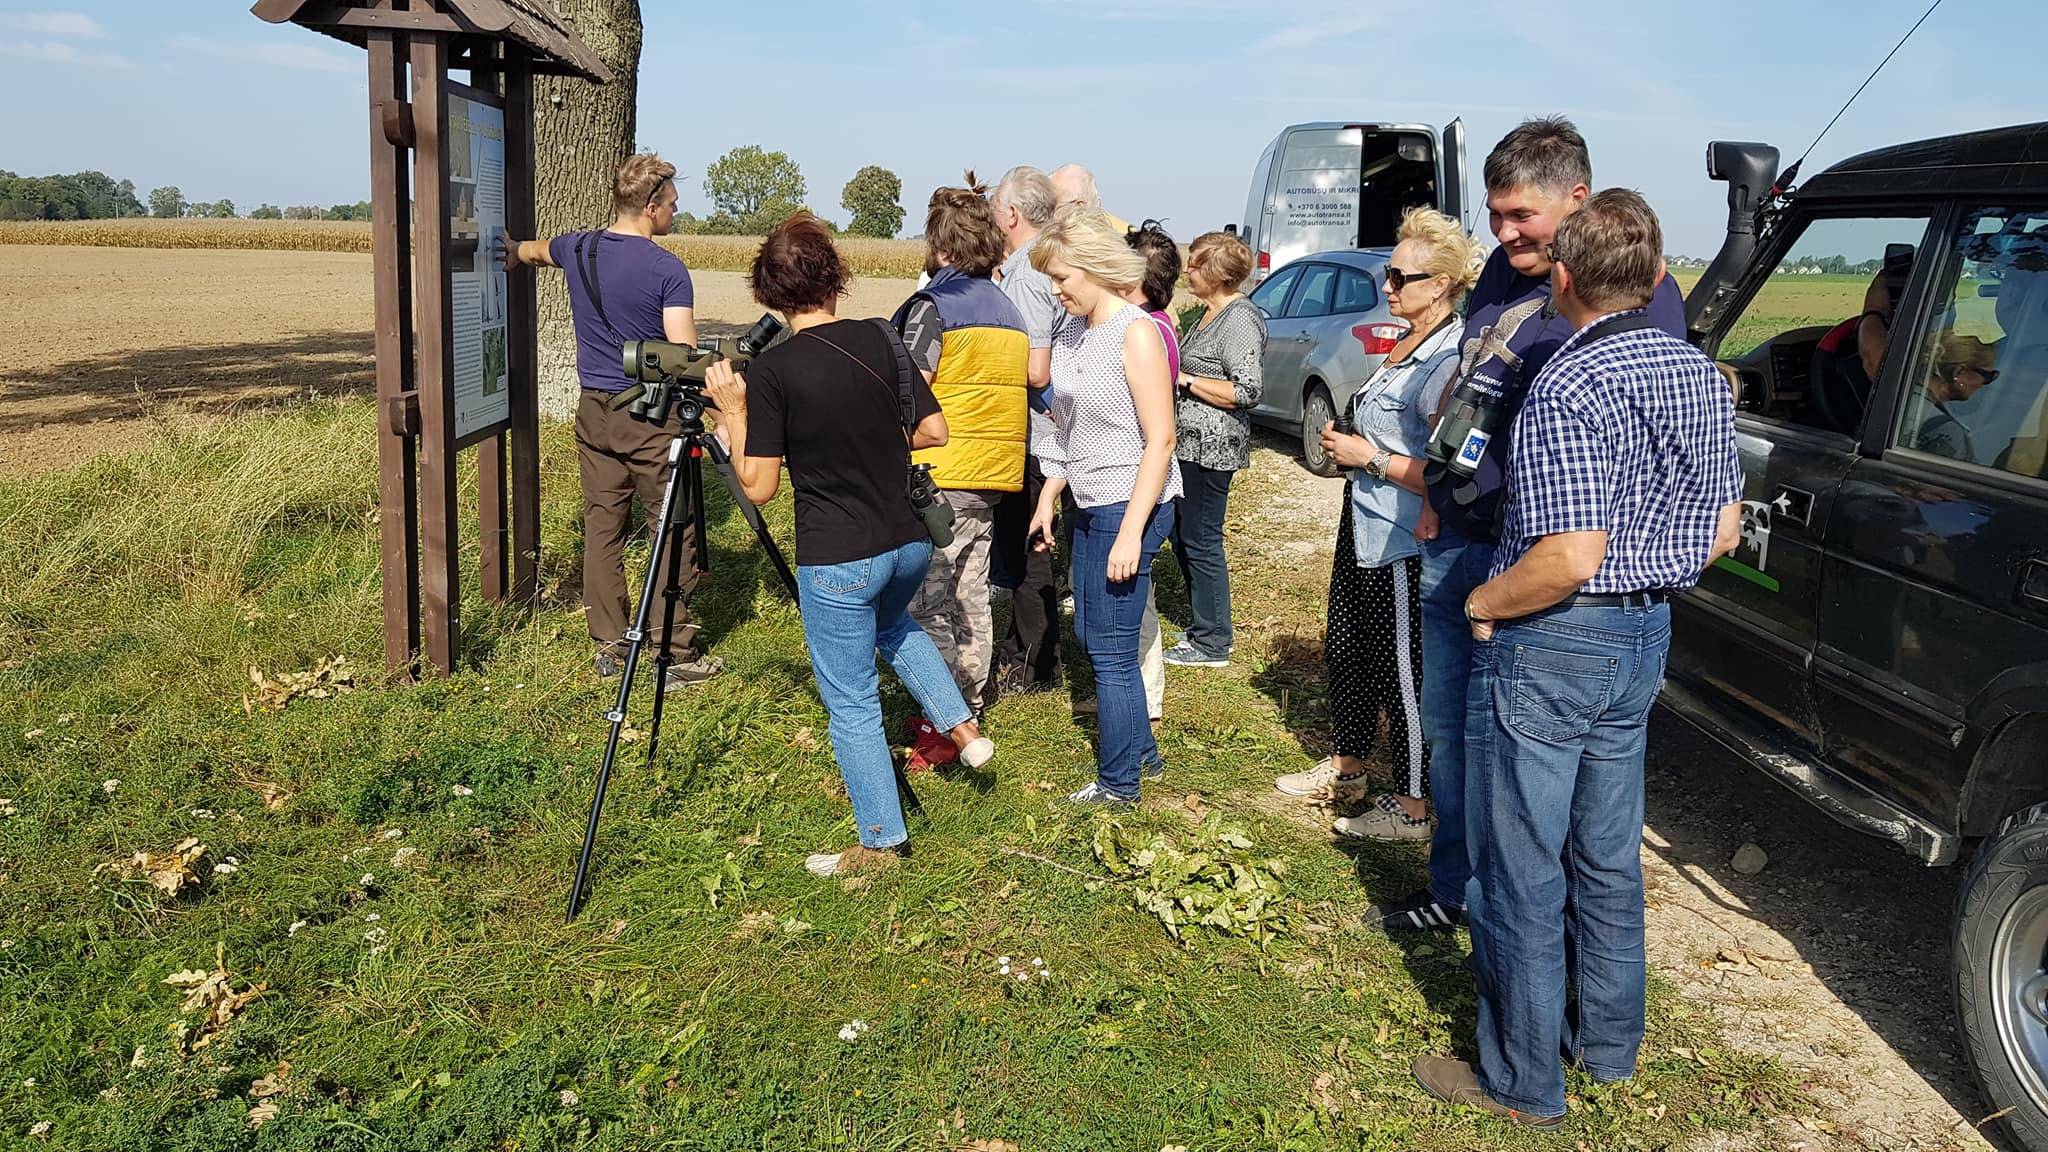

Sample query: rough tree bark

[533,0,641,420]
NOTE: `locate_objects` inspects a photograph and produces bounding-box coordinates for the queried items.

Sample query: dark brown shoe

[1411,1056,1565,1131]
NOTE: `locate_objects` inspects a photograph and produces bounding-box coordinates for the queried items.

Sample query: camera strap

[802,322,922,447]
[572,230,631,348]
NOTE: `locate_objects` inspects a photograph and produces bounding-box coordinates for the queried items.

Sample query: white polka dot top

[1040,303,1184,509]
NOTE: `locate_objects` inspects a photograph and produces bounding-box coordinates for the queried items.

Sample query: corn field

[0,218,926,278]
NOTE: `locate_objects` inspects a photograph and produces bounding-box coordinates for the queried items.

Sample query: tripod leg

[567,438,689,924]
[895,758,925,818]
[641,453,697,772]
[700,433,800,602]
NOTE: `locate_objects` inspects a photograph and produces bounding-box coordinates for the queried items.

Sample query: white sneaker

[1274,758,1368,797]
[959,736,995,769]
[1333,795,1432,841]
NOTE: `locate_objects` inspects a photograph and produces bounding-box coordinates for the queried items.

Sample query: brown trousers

[576,389,701,661]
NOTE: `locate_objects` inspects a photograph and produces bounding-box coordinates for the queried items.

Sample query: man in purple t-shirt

[500,152,718,687]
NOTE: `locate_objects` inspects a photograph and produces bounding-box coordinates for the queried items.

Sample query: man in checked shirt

[1411,189,1743,1128]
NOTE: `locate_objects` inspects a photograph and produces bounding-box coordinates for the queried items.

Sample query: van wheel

[1301,386,1338,477]
[1955,802,2048,1151]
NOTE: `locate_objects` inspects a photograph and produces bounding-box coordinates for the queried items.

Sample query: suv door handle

[2023,559,2048,606]
[1769,485,1814,528]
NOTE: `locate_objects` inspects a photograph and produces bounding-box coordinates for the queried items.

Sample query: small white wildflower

[0,799,17,817]
[1031,957,1044,967]
[481,686,490,693]
[451,785,473,797]
[29,1121,51,1137]
[363,912,381,923]
[360,873,375,886]
[391,846,418,867]
[0,940,14,949]
[559,1089,580,1107]
[1015,972,1029,982]
[212,862,237,875]
[55,713,74,725]
[514,683,525,689]
[22,730,43,743]
[287,921,307,936]
[383,828,404,839]
[363,926,388,957]
[190,809,214,820]
[837,1025,860,1041]
[22,1078,34,1088]
[997,955,1011,965]
[102,779,120,794]
[225,856,238,865]
[998,964,1010,975]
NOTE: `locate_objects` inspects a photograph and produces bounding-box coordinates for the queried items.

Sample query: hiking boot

[1161,641,1228,668]
[661,655,723,692]
[1365,888,1467,932]
[595,648,622,679]
[1333,795,1432,842]
[1411,1056,1564,1130]
[1139,758,1165,784]
[1055,780,1138,810]
[1275,757,1368,798]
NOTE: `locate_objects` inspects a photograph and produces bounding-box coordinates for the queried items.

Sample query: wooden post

[503,46,542,605]
[368,27,420,677]
[411,32,460,674]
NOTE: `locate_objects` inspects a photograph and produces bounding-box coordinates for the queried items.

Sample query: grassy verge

[0,404,1804,1150]
[0,219,924,278]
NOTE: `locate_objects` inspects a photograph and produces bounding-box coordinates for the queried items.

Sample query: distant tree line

[1779,253,1886,275]
[0,170,144,221]
[667,147,905,238]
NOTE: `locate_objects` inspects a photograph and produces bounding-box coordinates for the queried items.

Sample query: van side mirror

[1223,224,1237,236]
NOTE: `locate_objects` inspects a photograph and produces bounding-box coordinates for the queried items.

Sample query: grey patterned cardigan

[1175,296,1267,472]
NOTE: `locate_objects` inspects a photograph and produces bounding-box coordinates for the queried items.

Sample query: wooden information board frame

[253,0,609,676]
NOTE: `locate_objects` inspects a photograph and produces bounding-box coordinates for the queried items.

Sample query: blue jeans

[1465,601,1671,1118]
[1417,530,1496,908]
[1170,461,1235,657]
[798,538,974,850]
[1071,499,1175,796]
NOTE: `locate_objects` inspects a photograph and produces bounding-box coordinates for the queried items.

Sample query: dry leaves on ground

[99,837,208,896]
[239,776,292,811]
[245,1060,290,1129]
[163,942,266,1052]
[244,655,355,713]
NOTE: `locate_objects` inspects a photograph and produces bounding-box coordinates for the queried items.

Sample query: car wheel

[1301,385,1338,478]
[1955,801,2048,1151]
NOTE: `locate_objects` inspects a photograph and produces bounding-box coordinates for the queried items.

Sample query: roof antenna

[1772,0,1945,197]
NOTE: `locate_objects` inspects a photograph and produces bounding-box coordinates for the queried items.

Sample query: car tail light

[1352,323,1405,356]
[1256,250,1270,272]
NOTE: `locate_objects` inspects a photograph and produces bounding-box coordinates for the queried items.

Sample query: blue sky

[0,0,2037,256]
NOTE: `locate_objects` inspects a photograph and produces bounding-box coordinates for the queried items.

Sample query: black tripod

[565,403,925,923]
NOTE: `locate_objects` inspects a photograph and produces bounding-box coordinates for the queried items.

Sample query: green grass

[0,402,1807,1150]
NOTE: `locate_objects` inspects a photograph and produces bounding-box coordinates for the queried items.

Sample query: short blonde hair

[613,152,676,214]
[1188,231,1254,289]
[1030,209,1145,291]
[1396,206,1485,307]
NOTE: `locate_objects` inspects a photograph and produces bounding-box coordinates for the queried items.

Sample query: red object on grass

[902,716,959,774]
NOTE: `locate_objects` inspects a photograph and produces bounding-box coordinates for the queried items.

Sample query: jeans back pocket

[807,557,873,596]
[1505,643,1618,743]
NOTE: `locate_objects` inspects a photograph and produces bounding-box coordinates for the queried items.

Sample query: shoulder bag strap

[802,323,918,447]
[573,230,628,345]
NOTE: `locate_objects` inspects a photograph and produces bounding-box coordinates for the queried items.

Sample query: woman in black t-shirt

[704,213,994,878]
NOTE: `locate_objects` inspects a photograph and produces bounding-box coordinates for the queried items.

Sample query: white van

[1235,121,1468,282]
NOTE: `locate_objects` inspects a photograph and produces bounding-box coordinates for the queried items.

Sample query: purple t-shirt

[1425,246,1686,541]
[548,230,695,393]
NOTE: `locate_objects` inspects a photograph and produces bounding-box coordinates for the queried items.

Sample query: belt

[1559,589,1670,608]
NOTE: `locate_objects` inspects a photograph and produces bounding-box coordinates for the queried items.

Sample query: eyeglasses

[1935,360,1999,386]
[1384,266,1435,291]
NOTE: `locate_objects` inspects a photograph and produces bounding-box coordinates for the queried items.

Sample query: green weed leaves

[1090,814,1291,946]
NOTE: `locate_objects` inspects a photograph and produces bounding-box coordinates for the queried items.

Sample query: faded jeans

[1418,529,1496,909]
[1464,600,1670,1118]
[1071,499,1175,796]
[799,538,974,849]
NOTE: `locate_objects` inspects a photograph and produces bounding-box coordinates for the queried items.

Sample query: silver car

[1244,249,1406,476]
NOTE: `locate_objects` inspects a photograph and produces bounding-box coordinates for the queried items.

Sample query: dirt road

[0,246,916,477]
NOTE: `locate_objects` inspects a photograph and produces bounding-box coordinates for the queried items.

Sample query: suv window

[1333,266,1378,314]
[1716,213,1931,436]
[1250,264,1302,319]
[1288,263,1339,318]
[1893,205,2048,476]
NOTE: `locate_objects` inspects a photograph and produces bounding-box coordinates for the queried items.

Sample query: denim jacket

[1347,318,1463,566]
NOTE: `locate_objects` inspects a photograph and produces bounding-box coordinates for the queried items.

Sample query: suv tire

[1301,385,1338,478]
[1955,801,2048,1151]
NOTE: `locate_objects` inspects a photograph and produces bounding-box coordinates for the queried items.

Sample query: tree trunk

[533,0,641,420]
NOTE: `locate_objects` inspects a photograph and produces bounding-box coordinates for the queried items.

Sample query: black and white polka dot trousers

[1324,489,1429,799]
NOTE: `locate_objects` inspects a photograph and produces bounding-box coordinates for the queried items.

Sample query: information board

[447,85,510,442]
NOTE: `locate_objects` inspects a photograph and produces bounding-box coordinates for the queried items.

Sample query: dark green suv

[1670,121,2048,1150]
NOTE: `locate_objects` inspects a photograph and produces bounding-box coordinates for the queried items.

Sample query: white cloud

[0,39,127,67]
[0,11,106,38]
[1250,13,1389,53]
[169,34,356,75]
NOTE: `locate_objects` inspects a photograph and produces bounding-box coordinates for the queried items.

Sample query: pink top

[1148,310,1181,382]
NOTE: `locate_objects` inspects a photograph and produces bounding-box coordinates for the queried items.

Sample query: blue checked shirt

[1492,311,1742,592]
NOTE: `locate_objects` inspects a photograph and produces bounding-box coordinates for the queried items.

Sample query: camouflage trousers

[909,498,996,714]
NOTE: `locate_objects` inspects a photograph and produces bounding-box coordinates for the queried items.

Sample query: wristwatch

[1366,447,1393,481]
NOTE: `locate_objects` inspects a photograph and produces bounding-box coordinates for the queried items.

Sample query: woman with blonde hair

[1273,207,1482,843]
[1026,209,1182,806]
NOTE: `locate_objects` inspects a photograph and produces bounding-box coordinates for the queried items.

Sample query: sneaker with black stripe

[1365,887,1466,932]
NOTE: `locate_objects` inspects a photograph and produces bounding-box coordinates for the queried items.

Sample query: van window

[1893,205,2048,477]
[1289,264,1339,318]
[1250,264,1302,319]
[1711,213,1932,437]
[1334,267,1378,314]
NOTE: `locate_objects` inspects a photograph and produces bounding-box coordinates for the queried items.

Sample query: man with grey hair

[988,166,1068,696]
[1050,163,1130,232]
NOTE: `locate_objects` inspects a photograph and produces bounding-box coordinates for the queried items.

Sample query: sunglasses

[1384,266,1435,291]
[1935,360,1998,386]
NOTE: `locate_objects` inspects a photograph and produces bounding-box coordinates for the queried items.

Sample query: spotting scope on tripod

[564,314,926,923]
